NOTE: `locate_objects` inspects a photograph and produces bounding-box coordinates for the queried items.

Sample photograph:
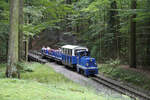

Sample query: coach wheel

[73,65,76,71]
[78,68,81,74]
[42,56,45,59]
[77,68,80,73]
[84,73,89,77]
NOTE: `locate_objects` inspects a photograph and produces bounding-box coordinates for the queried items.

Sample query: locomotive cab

[76,50,98,76]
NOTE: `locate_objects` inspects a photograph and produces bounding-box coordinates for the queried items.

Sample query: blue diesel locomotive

[42,45,98,76]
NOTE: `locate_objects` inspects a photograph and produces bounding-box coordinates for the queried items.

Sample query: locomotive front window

[75,49,86,56]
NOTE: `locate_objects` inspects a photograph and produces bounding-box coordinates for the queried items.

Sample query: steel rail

[92,75,150,100]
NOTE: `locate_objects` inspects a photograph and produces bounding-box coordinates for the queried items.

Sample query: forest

[0,0,150,77]
[0,0,150,99]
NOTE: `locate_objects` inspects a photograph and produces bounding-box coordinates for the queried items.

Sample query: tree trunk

[108,0,119,59]
[24,38,29,62]
[129,0,136,68]
[19,0,24,61]
[6,0,19,78]
[66,0,72,32]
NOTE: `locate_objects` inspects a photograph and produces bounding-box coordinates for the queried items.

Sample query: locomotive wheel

[78,68,81,74]
[84,74,89,77]
[81,70,84,75]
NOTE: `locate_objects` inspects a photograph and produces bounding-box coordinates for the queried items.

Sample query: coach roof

[61,45,88,50]
[61,45,79,49]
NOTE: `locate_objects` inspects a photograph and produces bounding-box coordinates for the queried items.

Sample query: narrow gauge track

[92,75,150,100]
[28,51,150,100]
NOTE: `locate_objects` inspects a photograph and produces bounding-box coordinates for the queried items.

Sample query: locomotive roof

[61,45,88,50]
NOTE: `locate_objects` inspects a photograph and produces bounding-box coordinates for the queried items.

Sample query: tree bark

[66,0,72,32]
[6,0,19,78]
[24,38,29,62]
[129,0,136,68]
[19,0,24,61]
[108,0,120,59]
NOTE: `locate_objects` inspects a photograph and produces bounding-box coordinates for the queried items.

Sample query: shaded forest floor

[98,64,150,92]
[121,65,150,78]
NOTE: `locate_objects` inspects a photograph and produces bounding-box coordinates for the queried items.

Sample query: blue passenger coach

[61,45,88,68]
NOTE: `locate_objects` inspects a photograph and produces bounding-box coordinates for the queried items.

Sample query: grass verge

[0,63,133,100]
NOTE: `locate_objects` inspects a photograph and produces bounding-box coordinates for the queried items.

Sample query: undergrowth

[98,60,150,91]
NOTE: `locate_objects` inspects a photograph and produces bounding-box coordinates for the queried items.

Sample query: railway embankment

[98,64,150,96]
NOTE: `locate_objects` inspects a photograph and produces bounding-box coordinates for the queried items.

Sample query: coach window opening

[66,49,68,55]
[62,48,64,54]
[68,49,70,55]
[67,49,69,55]
[64,48,66,55]
[70,49,72,56]
[68,49,70,56]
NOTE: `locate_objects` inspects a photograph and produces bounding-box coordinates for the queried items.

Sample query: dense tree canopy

[0,0,150,68]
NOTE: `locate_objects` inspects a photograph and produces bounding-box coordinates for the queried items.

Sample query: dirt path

[46,62,135,100]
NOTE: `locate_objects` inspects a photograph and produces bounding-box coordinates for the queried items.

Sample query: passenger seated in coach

[47,46,51,53]
[47,46,50,51]
[58,48,61,52]
[42,46,46,53]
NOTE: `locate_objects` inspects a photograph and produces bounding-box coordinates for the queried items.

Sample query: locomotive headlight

[90,59,93,62]
[86,63,89,66]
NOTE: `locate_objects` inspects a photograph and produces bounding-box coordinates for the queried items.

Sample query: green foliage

[68,0,150,65]
[0,64,6,78]
[16,62,35,72]
[24,0,73,37]
[106,59,121,67]
[98,64,150,91]
[1,0,150,66]
[0,0,9,62]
